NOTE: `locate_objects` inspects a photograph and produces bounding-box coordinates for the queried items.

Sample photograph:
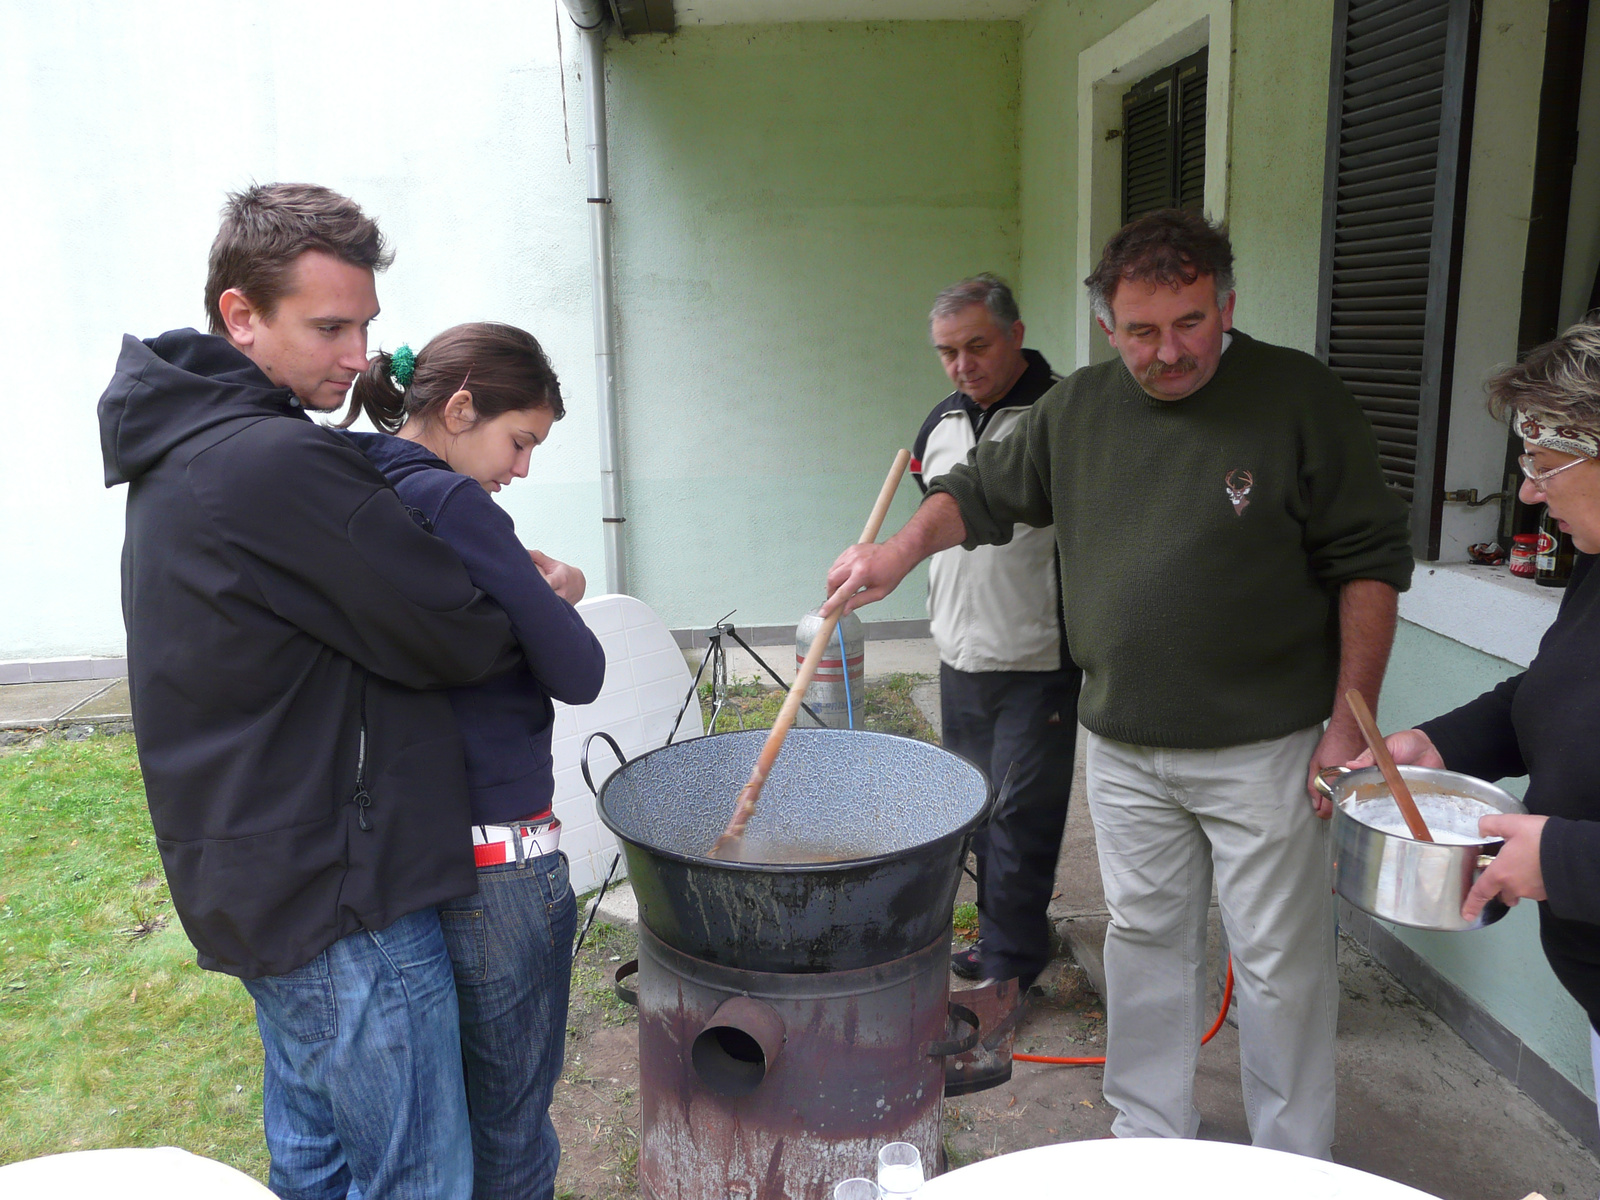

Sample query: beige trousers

[1085,725,1337,1159]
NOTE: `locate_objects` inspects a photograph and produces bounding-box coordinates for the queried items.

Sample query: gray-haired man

[913,274,1081,991]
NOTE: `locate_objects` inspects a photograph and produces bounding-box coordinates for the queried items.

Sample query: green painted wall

[1226,0,1334,354]
[1379,622,1594,1094]
[1016,0,1128,367]
[604,23,1022,632]
[1016,0,1333,367]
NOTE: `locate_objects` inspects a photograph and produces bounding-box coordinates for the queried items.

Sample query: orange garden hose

[1012,956,1235,1066]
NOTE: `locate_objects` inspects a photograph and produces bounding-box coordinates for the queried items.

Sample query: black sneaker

[951,943,984,980]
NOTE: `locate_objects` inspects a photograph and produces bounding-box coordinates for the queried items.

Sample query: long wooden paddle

[1344,689,1433,842]
[710,449,912,859]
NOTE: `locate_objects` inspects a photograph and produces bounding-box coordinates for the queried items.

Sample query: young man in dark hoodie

[97,183,517,1200]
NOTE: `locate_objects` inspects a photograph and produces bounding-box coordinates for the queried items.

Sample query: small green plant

[952,901,980,941]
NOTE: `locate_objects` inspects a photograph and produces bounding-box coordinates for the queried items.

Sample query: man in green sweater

[826,210,1412,1158]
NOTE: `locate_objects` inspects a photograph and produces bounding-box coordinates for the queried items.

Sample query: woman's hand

[1345,728,1446,771]
[530,550,586,604]
[1462,814,1549,921]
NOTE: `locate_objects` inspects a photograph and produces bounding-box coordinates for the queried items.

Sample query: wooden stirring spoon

[1344,689,1433,842]
[709,448,912,859]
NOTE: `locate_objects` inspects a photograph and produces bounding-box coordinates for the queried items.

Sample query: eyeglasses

[1518,453,1589,490]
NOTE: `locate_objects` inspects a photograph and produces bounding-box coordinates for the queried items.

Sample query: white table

[0,1147,274,1197]
[918,1138,1440,1199]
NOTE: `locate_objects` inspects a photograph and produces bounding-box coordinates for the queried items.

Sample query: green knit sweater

[927,330,1414,749]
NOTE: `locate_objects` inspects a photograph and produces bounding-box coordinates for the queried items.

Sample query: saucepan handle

[581,732,629,797]
[926,1002,981,1058]
[1314,765,1352,800]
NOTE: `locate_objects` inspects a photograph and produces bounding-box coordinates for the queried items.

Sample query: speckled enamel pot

[597,728,991,972]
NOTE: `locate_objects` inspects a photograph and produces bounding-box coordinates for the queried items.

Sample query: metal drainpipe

[561,0,626,594]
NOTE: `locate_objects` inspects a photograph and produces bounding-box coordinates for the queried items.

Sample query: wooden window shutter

[1122,48,1209,223]
[1176,56,1207,210]
[1316,0,1481,559]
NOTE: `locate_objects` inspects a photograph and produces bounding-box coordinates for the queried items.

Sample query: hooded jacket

[341,432,606,825]
[98,329,517,979]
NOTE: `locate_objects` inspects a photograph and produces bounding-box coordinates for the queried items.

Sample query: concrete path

[1027,726,1599,1198]
[0,677,131,733]
[679,635,941,689]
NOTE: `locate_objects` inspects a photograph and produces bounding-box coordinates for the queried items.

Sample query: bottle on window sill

[1536,507,1575,589]
[1509,533,1539,579]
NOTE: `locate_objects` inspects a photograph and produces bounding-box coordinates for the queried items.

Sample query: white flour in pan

[1344,793,1501,845]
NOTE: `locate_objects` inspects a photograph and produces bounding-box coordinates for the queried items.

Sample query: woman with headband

[1353,319,1600,1132]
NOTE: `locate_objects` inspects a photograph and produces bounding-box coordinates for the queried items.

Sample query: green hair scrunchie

[389,344,416,388]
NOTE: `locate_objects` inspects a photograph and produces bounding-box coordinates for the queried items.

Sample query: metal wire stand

[664,611,823,742]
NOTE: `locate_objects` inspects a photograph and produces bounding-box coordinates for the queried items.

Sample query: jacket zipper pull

[354,724,372,832]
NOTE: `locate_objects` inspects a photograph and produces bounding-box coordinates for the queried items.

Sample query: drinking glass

[833,1179,881,1200]
[876,1142,924,1197]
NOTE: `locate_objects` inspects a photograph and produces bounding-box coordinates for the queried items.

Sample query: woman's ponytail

[339,326,561,435]
[340,350,409,433]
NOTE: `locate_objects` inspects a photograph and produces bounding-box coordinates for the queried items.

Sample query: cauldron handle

[582,732,629,796]
[959,763,1019,885]
[613,958,639,1007]
[926,1002,981,1058]
[982,762,1019,828]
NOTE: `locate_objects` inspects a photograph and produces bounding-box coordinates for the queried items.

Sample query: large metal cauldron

[596,728,990,972]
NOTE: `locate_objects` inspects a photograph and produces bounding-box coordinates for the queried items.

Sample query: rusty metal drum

[632,925,962,1200]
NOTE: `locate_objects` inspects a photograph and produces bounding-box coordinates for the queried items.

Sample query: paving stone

[67,678,131,719]
[0,679,109,726]
[592,880,638,933]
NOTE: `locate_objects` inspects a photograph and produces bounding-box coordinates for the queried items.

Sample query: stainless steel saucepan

[1316,764,1527,932]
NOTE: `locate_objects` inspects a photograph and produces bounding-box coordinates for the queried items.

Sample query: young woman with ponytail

[340,322,606,1200]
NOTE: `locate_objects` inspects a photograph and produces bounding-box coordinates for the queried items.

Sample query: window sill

[1399,561,1561,668]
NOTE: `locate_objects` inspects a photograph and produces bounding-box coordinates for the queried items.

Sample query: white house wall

[0,1,603,661]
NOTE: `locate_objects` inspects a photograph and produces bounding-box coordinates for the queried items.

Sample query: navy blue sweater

[344,432,606,825]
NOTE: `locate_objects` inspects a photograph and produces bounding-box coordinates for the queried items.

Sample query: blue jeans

[242,908,473,1200]
[440,850,577,1200]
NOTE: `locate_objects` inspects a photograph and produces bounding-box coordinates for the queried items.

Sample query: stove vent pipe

[691,995,787,1096]
[559,0,626,593]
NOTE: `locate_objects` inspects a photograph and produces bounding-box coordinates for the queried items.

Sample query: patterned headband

[1516,410,1600,459]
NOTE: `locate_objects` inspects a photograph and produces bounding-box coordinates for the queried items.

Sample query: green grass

[0,734,266,1177]
[699,672,938,742]
[568,918,638,1031]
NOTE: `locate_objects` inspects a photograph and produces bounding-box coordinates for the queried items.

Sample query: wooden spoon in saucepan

[1344,689,1433,842]
[709,448,912,859]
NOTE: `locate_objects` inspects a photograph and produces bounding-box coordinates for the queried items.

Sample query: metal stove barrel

[633,925,955,1200]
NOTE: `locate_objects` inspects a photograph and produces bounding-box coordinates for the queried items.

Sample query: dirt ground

[554,920,645,1200]
[554,911,1600,1200]
[548,918,1117,1200]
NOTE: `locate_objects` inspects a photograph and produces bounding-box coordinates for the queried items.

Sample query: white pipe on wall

[562,0,626,593]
